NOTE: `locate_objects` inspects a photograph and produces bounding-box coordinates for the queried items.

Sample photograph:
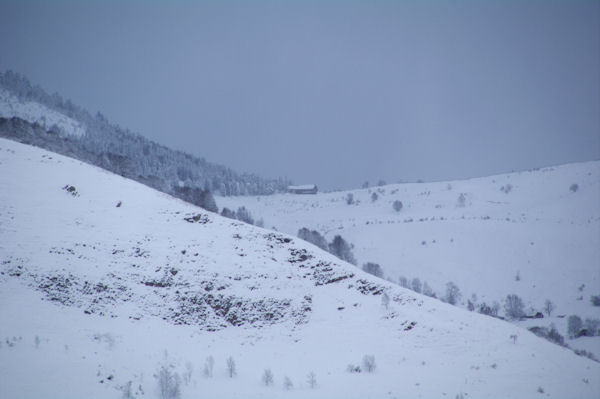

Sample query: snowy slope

[0,88,86,136]
[1,138,599,399]
[218,162,600,355]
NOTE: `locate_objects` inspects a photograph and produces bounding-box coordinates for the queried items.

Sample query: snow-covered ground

[1,138,599,398]
[218,161,600,357]
[0,88,86,137]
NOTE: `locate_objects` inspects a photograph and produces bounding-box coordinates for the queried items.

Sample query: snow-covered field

[0,88,86,137]
[218,161,600,357]
[1,138,599,398]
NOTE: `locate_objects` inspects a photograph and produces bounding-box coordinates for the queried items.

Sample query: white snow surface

[1,137,599,399]
[0,88,86,136]
[219,162,600,355]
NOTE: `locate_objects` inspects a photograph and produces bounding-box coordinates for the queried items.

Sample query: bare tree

[544,299,555,317]
[226,356,236,378]
[504,294,525,320]
[362,355,376,373]
[307,371,317,389]
[444,282,461,305]
[381,292,390,310]
[411,278,422,293]
[203,355,214,378]
[261,369,274,386]
[156,365,181,399]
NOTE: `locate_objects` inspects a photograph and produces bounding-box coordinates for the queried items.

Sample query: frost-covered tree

[297,228,328,251]
[328,235,357,265]
[262,369,274,386]
[568,315,583,338]
[381,292,390,309]
[392,200,403,212]
[362,355,376,373]
[411,278,422,294]
[235,206,254,225]
[457,193,466,207]
[307,371,317,389]
[221,207,236,219]
[346,193,354,205]
[398,276,409,289]
[283,376,293,390]
[422,281,435,298]
[544,299,555,317]
[504,294,525,320]
[203,355,214,378]
[226,356,236,378]
[362,262,383,278]
[156,365,181,399]
[444,282,461,305]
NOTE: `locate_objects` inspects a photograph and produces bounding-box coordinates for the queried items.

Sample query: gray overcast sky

[1,0,599,190]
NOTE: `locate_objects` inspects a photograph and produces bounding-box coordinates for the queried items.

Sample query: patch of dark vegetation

[355,279,385,296]
[183,213,210,224]
[62,184,79,197]
[288,248,312,264]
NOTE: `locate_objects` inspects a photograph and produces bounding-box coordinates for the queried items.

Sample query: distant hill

[0,70,291,206]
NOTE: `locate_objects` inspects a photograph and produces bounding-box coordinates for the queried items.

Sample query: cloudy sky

[1,0,598,190]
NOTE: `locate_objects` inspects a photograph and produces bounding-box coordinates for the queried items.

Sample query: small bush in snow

[444,282,461,305]
[156,365,181,399]
[347,364,361,373]
[570,183,579,192]
[346,193,354,205]
[392,200,403,212]
[568,315,583,338]
[362,355,376,373]
[500,184,513,194]
[504,294,525,320]
[371,192,378,202]
[544,299,555,317]
[283,376,293,390]
[363,262,383,278]
[262,369,274,386]
[591,295,600,307]
[226,356,237,378]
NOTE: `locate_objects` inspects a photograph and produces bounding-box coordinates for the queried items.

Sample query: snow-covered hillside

[218,162,600,356]
[1,138,599,399]
[0,88,86,137]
